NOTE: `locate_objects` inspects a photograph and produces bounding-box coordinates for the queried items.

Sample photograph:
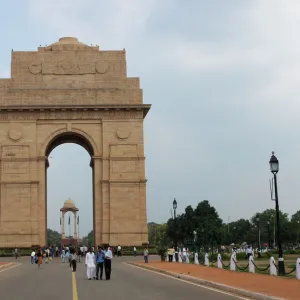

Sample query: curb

[127,262,285,300]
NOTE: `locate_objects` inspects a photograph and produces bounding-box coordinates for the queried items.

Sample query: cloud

[27,0,158,48]
[22,0,300,226]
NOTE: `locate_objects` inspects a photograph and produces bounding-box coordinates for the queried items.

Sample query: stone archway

[44,131,96,246]
[0,37,151,248]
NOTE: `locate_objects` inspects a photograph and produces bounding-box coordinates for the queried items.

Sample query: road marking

[0,263,20,273]
[126,263,251,300]
[72,272,79,300]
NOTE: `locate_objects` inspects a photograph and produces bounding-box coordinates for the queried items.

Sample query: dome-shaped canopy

[50,37,88,46]
[62,198,77,209]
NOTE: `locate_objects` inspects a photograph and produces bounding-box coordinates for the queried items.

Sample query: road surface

[0,256,249,300]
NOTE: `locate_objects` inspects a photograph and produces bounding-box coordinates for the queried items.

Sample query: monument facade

[0,37,150,247]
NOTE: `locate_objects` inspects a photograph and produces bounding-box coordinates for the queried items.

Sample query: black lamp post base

[278,259,285,275]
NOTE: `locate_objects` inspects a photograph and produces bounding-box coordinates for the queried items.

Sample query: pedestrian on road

[117,245,121,257]
[61,249,66,263]
[30,250,36,264]
[85,247,96,280]
[14,248,18,259]
[70,248,77,272]
[95,246,105,280]
[37,248,43,268]
[133,246,137,257]
[144,247,149,263]
[44,248,49,264]
[104,246,113,280]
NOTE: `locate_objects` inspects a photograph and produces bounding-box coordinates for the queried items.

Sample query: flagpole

[68,213,71,240]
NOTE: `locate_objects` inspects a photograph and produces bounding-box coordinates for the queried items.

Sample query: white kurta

[85,252,96,279]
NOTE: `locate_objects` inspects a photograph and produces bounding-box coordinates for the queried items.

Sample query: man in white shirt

[85,248,96,280]
[246,246,253,259]
[104,246,113,280]
[31,250,36,264]
[117,245,121,257]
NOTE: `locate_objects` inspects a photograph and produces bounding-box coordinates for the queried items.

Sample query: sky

[1,1,300,236]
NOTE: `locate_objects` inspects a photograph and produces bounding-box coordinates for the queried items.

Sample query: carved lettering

[40,60,108,75]
[1,146,29,158]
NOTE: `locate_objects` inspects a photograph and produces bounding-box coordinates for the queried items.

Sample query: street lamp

[256,217,261,251]
[172,198,178,261]
[269,151,285,275]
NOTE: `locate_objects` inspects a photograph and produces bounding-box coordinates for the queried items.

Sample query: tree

[81,230,94,246]
[47,229,61,246]
[251,209,290,247]
[290,211,300,245]
[166,200,223,252]
[228,219,251,245]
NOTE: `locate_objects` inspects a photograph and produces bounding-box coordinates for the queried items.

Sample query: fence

[175,252,300,279]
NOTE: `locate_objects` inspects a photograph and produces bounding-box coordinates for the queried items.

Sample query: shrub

[198,252,205,264]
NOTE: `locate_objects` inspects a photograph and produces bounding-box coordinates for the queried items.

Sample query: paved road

[0,256,248,300]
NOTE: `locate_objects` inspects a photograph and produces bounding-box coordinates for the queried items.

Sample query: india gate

[0,37,150,248]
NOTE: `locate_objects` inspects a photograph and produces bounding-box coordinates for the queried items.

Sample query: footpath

[131,261,300,300]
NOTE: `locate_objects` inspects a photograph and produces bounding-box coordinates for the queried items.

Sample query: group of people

[84,246,113,280]
[30,248,44,268]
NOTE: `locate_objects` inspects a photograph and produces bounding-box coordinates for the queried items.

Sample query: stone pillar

[74,212,78,239]
[61,212,65,239]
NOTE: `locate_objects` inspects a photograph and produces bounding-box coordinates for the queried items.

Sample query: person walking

[70,248,77,272]
[104,246,113,280]
[61,249,66,263]
[37,248,43,268]
[14,248,18,259]
[30,250,36,264]
[44,248,49,264]
[95,247,105,280]
[167,248,174,262]
[117,245,121,257]
[133,246,137,257]
[246,246,252,259]
[85,248,96,280]
[144,247,149,263]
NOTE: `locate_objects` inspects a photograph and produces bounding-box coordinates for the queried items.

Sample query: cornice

[0,104,151,118]
[100,179,147,184]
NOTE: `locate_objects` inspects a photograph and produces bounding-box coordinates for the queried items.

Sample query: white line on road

[126,263,251,300]
[0,263,21,273]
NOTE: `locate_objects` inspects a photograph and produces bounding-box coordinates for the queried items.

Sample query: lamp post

[269,151,285,275]
[172,198,178,259]
[256,217,261,251]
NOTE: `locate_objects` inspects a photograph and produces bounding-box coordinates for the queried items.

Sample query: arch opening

[45,132,95,248]
[45,132,94,158]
